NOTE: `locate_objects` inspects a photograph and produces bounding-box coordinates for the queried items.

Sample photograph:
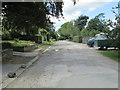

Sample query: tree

[80,29,100,37]
[58,21,79,40]
[74,15,89,31]
[38,29,48,41]
[110,2,120,49]
[86,13,108,32]
[2,2,64,39]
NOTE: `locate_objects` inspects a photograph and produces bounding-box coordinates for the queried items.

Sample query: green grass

[1,40,36,47]
[42,41,57,45]
[100,50,120,62]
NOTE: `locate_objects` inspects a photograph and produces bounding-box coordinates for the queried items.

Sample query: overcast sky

[50,0,119,31]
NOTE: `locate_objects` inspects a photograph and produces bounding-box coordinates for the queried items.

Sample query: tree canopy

[2,2,64,40]
[58,21,79,40]
[86,13,108,32]
[74,15,89,31]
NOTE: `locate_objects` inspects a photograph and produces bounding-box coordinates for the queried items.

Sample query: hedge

[73,36,82,43]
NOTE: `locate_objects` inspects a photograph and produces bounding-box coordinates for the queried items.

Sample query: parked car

[87,38,95,47]
[94,33,113,50]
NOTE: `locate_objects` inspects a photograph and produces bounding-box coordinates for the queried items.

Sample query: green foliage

[58,36,65,40]
[35,34,42,37]
[109,25,120,49]
[89,29,100,37]
[100,50,120,62]
[58,15,100,43]
[80,29,89,37]
[80,29,100,37]
[2,2,63,40]
[74,15,89,31]
[73,36,82,43]
[49,31,58,41]
[37,28,49,41]
[2,30,11,40]
[58,21,79,40]
[86,13,108,32]
[109,3,120,49]
[42,41,56,45]
[1,40,36,47]
[39,29,48,35]
[2,2,63,29]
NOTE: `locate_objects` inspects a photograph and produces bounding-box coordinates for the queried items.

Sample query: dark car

[87,38,95,47]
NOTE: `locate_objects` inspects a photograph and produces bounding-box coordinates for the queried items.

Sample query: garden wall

[13,45,37,52]
[2,49,13,61]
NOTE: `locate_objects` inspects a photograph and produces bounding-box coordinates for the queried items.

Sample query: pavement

[1,46,49,88]
[3,41,118,88]
[0,61,2,90]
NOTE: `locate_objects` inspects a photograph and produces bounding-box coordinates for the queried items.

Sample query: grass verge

[99,50,120,62]
[1,40,36,47]
[42,41,57,45]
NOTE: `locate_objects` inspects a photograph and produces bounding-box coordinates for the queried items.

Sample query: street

[5,41,118,88]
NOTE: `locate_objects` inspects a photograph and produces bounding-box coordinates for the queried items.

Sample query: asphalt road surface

[6,41,118,88]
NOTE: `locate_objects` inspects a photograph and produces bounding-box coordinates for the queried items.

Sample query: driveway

[5,41,118,88]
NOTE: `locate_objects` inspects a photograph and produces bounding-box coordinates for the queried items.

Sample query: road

[5,41,118,88]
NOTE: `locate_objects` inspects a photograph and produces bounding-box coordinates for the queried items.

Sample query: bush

[112,25,120,49]
[1,40,36,47]
[80,29,100,37]
[1,42,12,49]
[42,41,56,45]
[73,36,82,43]
[2,31,11,40]
[80,29,89,37]
[58,36,65,40]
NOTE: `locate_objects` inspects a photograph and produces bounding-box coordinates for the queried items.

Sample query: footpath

[1,45,51,89]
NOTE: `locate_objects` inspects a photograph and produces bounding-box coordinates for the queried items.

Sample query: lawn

[100,50,120,62]
[42,41,57,45]
[1,40,36,47]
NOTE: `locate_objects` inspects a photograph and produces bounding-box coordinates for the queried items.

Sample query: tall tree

[2,2,63,37]
[86,13,108,32]
[58,21,79,40]
[110,2,120,49]
[74,15,89,31]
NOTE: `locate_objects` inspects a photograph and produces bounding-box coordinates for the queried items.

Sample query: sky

[50,0,119,31]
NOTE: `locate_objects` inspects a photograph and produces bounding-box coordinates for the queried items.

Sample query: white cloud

[88,7,96,11]
[50,0,117,31]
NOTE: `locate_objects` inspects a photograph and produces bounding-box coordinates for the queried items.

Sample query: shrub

[42,41,56,45]
[1,42,12,49]
[1,40,36,48]
[58,36,65,40]
[73,36,82,43]
[112,25,120,49]
[80,29,100,37]
[2,31,11,40]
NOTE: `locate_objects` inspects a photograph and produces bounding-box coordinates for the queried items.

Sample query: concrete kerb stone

[42,46,51,54]
[1,46,51,88]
